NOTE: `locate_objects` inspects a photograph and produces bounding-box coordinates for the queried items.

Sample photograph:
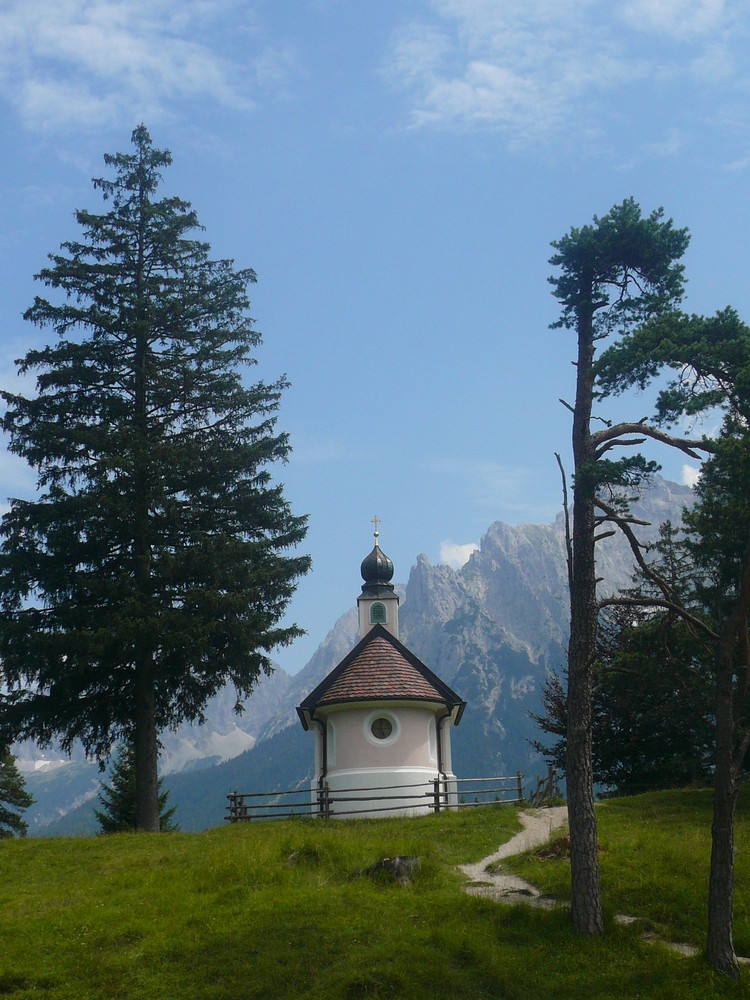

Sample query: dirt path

[460,806,568,907]
[461,807,749,966]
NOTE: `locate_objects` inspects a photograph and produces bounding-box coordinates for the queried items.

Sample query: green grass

[506,785,750,960]
[0,795,748,999]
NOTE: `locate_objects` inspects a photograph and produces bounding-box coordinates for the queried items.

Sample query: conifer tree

[597,306,750,975]
[549,199,708,934]
[0,126,310,831]
[0,748,33,838]
[95,742,177,833]
[532,525,717,794]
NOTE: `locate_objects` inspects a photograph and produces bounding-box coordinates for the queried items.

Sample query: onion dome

[360,527,395,596]
[361,539,394,586]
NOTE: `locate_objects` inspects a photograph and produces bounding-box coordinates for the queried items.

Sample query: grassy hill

[1,789,748,999]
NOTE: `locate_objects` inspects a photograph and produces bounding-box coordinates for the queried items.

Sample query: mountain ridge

[24,475,694,834]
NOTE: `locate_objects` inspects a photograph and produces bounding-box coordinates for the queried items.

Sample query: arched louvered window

[369,602,387,625]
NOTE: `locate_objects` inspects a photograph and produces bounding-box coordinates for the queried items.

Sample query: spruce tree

[95,742,177,833]
[0,748,33,838]
[0,126,310,831]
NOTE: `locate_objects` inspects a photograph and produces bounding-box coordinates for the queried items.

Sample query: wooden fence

[526,765,561,807]
[226,772,525,823]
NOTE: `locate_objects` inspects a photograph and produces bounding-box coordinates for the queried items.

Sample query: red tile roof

[317,634,444,705]
[297,625,465,726]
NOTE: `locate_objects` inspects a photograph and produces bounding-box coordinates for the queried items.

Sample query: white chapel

[296,526,465,817]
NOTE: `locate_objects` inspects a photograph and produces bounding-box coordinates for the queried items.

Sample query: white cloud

[620,0,725,40]
[386,0,745,149]
[387,22,451,86]
[439,539,479,569]
[386,1,639,143]
[691,41,736,83]
[681,463,702,487]
[640,127,687,158]
[0,0,287,132]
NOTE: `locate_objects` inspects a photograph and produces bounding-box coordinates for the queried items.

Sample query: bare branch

[594,436,646,458]
[591,420,712,461]
[555,452,573,595]
[559,398,575,415]
[598,595,717,640]
[595,510,651,529]
[594,496,717,641]
[594,530,616,543]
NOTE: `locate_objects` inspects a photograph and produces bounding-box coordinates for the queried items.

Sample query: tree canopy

[595,303,750,975]
[0,126,310,830]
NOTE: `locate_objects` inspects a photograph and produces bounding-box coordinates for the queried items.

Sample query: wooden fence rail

[226,772,525,823]
[527,766,561,807]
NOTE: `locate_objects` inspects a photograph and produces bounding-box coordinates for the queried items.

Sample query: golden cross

[371,514,381,543]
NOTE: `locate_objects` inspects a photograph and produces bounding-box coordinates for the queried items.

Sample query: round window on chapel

[370,717,393,740]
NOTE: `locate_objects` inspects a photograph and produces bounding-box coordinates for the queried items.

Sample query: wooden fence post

[517,770,523,803]
[433,777,441,814]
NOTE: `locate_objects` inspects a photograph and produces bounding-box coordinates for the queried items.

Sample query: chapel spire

[358,519,399,639]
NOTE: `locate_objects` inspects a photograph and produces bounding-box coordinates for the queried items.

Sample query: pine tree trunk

[134,657,160,833]
[706,635,740,977]
[132,167,160,834]
[567,490,604,934]
[566,285,604,935]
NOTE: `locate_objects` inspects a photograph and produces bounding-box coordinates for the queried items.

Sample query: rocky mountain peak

[403,554,463,628]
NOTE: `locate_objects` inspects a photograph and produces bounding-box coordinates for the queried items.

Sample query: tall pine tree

[0,748,33,839]
[95,742,177,833]
[549,199,708,934]
[0,126,310,831]
[597,306,750,974]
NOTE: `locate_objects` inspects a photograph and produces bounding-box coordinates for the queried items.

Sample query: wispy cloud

[681,463,702,487]
[619,0,725,40]
[428,456,558,521]
[439,539,478,569]
[0,0,292,132]
[385,0,748,151]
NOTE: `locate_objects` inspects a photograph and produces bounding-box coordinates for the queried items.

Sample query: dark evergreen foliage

[0,126,310,829]
[596,301,750,975]
[0,748,33,838]
[95,742,177,833]
[534,618,717,794]
[532,524,718,794]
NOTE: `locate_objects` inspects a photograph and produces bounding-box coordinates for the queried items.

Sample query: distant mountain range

[19,475,694,835]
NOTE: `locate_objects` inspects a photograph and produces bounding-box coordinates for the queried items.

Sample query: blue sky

[1,0,750,674]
